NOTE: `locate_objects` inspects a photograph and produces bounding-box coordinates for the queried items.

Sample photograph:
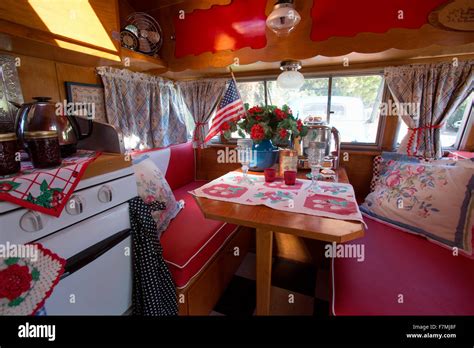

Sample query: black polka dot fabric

[129,197,178,316]
[148,200,166,212]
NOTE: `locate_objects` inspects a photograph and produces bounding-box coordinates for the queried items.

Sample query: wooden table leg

[256,228,273,316]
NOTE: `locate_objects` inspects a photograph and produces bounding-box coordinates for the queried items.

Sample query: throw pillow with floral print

[361,160,473,254]
[133,158,182,237]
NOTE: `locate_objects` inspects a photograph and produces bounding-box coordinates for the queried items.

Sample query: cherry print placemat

[191,171,365,224]
[0,150,100,217]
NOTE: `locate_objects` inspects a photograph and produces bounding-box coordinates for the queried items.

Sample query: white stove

[0,166,137,315]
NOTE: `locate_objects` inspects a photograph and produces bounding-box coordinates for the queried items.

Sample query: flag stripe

[216,99,244,117]
[211,100,244,126]
[205,110,243,141]
[209,101,245,131]
[205,79,246,142]
[208,108,245,134]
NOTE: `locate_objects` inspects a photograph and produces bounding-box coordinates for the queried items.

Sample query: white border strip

[169,225,239,290]
[331,255,336,316]
[165,223,229,269]
[361,212,474,259]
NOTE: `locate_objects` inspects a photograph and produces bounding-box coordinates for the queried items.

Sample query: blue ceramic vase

[249,139,279,171]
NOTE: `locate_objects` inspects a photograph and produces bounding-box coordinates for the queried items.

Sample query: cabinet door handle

[98,185,113,203]
[20,210,43,232]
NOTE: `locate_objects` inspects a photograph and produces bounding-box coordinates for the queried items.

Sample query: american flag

[205,79,245,143]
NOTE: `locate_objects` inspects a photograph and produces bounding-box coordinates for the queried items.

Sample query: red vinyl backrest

[132,141,195,191]
[166,142,195,190]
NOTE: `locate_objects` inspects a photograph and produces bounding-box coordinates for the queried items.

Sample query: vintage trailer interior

[0,0,473,328]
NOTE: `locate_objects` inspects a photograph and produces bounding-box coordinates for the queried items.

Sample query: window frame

[450,91,473,151]
[228,70,385,149]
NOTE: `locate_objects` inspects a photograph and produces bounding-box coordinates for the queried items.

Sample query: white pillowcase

[133,157,182,236]
[361,159,473,254]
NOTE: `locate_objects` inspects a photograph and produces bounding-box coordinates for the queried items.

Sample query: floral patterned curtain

[97,67,188,150]
[385,61,473,159]
[178,78,227,148]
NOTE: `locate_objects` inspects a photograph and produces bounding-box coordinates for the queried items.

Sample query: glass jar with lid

[0,133,21,176]
[279,149,298,177]
[24,131,61,168]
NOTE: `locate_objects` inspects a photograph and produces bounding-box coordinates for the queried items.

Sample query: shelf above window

[120,48,167,73]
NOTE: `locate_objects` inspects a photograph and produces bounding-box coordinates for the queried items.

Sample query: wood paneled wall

[196,144,240,181]
[1,51,100,104]
[14,54,61,102]
[341,151,379,203]
[55,63,101,101]
[0,0,120,54]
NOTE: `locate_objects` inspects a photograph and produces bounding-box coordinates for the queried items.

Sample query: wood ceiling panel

[160,43,474,79]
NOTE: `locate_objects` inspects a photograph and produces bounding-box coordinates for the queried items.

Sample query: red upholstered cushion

[166,142,195,190]
[333,216,474,315]
[447,151,474,159]
[161,181,238,288]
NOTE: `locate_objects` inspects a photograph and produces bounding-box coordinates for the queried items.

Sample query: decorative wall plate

[0,55,24,133]
[429,0,474,32]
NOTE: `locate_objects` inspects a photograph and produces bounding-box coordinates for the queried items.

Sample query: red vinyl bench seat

[162,181,238,288]
[134,142,238,289]
[333,215,474,315]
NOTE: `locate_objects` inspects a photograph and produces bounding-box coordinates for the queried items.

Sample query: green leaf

[26,193,35,203]
[8,296,24,307]
[35,194,51,208]
[4,257,19,265]
[40,180,49,192]
[31,268,40,281]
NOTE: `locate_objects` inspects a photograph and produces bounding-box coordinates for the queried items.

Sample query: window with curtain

[267,78,329,121]
[231,73,384,145]
[238,81,266,106]
[396,91,473,149]
[182,105,195,140]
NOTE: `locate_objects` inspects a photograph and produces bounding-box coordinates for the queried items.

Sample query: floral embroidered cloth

[361,158,474,254]
[191,171,364,224]
[0,150,100,217]
[0,243,65,315]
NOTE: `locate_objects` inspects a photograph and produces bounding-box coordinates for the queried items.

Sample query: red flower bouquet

[222,104,308,143]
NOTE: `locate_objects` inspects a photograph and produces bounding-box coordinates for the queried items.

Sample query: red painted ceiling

[173,0,267,58]
[311,0,448,41]
[173,0,449,58]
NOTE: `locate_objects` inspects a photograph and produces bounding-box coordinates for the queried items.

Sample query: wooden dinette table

[194,167,365,315]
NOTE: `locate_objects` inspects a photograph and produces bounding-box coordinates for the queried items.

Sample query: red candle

[284,170,297,186]
[264,168,276,182]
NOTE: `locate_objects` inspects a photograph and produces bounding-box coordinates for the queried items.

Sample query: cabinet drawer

[38,203,130,259]
[44,237,132,315]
